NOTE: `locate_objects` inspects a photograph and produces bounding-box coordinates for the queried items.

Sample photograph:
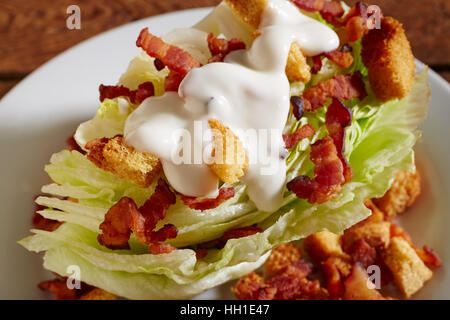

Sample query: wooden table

[0,0,449,98]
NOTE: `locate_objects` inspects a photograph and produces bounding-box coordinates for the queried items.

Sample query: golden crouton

[361,17,415,102]
[265,243,302,277]
[383,237,432,298]
[342,221,391,252]
[224,0,311,82]
[208,119,248,184]
[304,231,350,263]
[374,170,421,219]
[85,136,161,188]
[286,42,311,83]
[80,288,118,300]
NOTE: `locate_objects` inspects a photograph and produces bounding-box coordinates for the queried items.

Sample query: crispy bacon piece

[180,187,235,211]
[195,249,208,259]
[390,223,441,268]
[221,226,263,247]
[290,0,345,24]
[39,278,93,300]
[32,212,62,232]
[283,124,315,149]
[134,178,177,244]
[148,243,177,255]
[137,28,201,75]
[164,70,185,92]
[336,2,384,44]
[267,274,328,300]
[97,179,177,249]
[348,239,377,269]
[97,197,137,250]
[207,33,246,63]
[343,263,386,300]
[99,81,155,104]
[311,55,323,74]
[323,49,354,69]
[302,72,367,111]
[325,98,353,182]
[287,136,345,204]
[146,224,178,243]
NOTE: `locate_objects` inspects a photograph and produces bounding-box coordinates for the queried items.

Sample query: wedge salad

[20,0,431,300]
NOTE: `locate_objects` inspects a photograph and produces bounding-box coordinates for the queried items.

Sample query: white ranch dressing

[124,0,339,211]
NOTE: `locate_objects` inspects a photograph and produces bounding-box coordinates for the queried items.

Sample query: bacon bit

[39,278,93,300]
[336,2,384,44]
[66,135,86,154]
[134,178,177,244]
[343,263,385,300]
[207,33,246,63]
[32,212,62,232]
[146,224,178,243]
[153,58,165,71]
[180,187,235,211]
[164,70,185,92]
[97,197,137,250]
[348,239,377,268]
[99,81,155,104]
[290,96,305,120]
[267,274,328,300]
[325,98,353,182]
[148,243,177,254]
[221,226,263,247]
[137,28,201,75]
[283,124,315,149]
[97,179,177,249]
[302,72,367,111]
[290,0,345,24]
[323,49,354,69]
[417,246,441,268]
[311,55,323,74]
[287,136,345,204]
[195,249,208,259]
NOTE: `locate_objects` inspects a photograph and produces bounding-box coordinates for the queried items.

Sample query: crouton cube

[383,237,433,298]
[285,42,311,83]
[304,231,350,263]
[342,221,391,252]
[265,243,302,278]
[208,119,248,184]
[362,17,415,102]
[80,288,117,300]
[224,0,311,82]
[85,136,161,188]
[374,170,421,219]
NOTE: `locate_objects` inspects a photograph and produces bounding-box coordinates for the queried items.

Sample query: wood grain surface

[0,0,448,98]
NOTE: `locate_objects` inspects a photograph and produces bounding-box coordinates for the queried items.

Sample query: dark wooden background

[0,0,449,98]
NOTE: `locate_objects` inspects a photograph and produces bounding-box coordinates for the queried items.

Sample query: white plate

[0,8,449,300]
